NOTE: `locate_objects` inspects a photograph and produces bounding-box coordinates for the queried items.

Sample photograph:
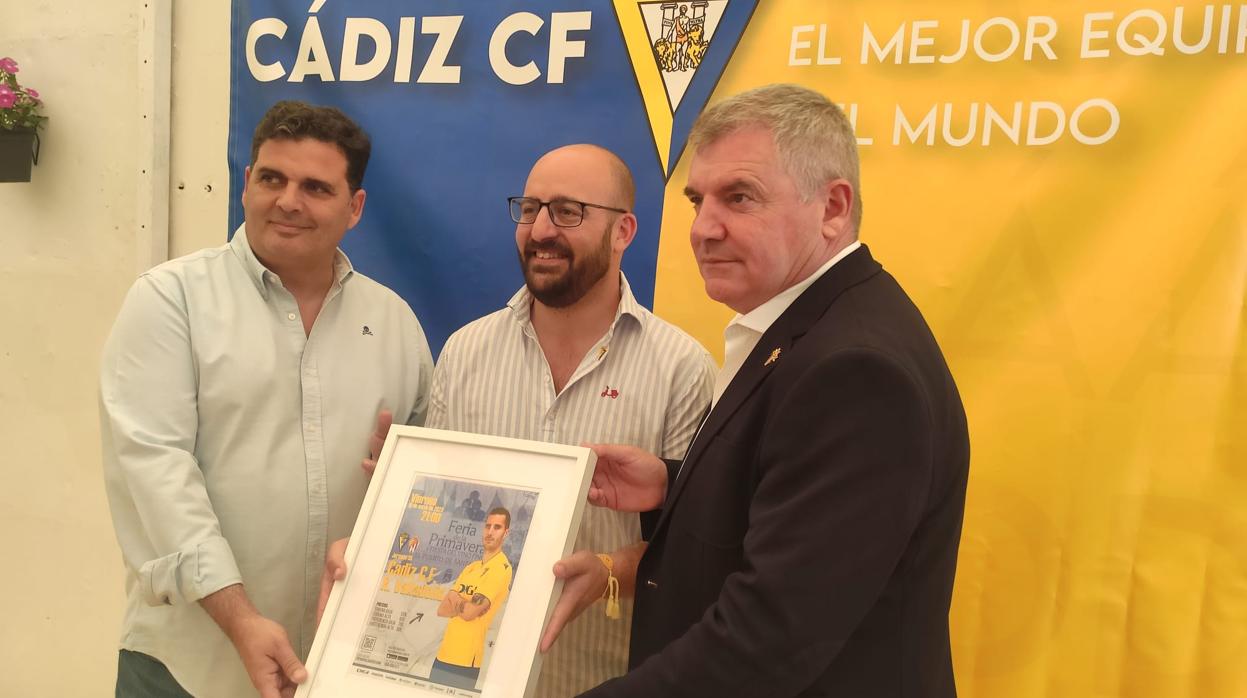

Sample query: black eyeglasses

[508,196,629,228]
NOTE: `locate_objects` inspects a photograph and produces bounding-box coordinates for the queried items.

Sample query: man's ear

[241,166,251,199]
[820,179,855,242]
[347,188,367,229]
[612,212,638,254]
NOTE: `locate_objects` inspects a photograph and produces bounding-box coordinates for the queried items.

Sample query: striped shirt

[426,274,714,697]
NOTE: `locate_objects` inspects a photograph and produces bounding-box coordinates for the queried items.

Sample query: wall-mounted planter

[0,128,40,183]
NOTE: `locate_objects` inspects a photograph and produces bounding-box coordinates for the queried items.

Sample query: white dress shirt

[712,241,862,406]
[99,227,434,697]
[426,274,715,697]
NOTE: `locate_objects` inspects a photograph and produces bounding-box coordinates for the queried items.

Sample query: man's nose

[275,182,302,212]
[689,203,724,245]
[529,206,561,241]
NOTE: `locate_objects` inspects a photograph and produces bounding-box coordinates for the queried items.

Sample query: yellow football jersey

[436,551,513,668]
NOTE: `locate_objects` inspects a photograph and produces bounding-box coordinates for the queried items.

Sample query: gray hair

[688,84,862,233]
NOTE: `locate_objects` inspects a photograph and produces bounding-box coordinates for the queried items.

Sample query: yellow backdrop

[651,2,1247,696]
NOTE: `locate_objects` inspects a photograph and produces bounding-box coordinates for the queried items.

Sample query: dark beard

[518,227,612,308]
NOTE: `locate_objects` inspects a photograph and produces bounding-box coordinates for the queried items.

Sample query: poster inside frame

[299,426,596,698]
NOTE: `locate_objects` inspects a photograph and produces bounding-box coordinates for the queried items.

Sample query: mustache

[525,239,572,257]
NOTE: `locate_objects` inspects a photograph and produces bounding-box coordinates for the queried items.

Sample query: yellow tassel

[596,553,621,620]
[605,575,621,620]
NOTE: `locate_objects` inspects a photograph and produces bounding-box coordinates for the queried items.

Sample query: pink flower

[0,84,16,109]
[25,88,40,103]
[0,57,18,73]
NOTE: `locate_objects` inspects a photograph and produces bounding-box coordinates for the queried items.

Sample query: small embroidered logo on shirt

[764,347,782,366]
[600,386,620,399]
[362,325,374,336]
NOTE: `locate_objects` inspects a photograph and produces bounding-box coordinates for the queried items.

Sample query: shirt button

[287,312,297,321]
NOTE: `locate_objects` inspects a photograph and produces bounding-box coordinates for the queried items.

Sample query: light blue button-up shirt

[100,227,433,697]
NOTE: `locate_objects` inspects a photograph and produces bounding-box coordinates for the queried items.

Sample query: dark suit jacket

[582,245,970,697]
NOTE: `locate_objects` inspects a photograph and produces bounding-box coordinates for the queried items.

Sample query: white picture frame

[297,426,595,698]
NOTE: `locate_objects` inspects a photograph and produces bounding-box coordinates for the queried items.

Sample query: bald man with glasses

[327,146,713,692]
[424,144,715,695]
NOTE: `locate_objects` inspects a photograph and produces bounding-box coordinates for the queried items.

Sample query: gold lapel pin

[764,347,782,366]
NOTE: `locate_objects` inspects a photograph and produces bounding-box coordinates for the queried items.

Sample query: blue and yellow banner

[230,0,756,352]
[230,2,1247,696]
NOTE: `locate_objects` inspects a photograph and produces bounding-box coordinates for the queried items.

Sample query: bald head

[515,143,640,309]
[528,144,635,211]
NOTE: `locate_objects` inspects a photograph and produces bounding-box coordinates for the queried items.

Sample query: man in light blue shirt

[100,101,434,698]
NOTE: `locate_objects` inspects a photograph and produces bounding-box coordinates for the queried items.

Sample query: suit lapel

[654,246,884,535]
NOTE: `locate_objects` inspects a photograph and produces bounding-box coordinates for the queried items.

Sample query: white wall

[168,4,230,255]
[0,1,229,694]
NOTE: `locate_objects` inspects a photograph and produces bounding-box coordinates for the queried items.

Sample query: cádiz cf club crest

[614,0,754,179]
[642,2,724,111]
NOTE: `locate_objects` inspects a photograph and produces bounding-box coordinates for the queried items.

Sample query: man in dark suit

[540,83,970,697]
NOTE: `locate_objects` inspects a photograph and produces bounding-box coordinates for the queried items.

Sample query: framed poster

[299,426,596,698]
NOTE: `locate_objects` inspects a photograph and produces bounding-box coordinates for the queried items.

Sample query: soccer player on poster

[429,507,514,690]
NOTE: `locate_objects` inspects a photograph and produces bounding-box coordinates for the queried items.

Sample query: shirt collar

[229,224,355,299]
[506,271,643,330]
[730,240,863,336]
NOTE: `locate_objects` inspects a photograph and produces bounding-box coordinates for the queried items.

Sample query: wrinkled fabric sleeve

[99,274,242,606]
[401,305,436,427]
[423,333,453,430]
[640,350,714,540]
[659,350,715,460]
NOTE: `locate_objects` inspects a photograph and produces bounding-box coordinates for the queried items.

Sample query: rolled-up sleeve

[99,274,241,606]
